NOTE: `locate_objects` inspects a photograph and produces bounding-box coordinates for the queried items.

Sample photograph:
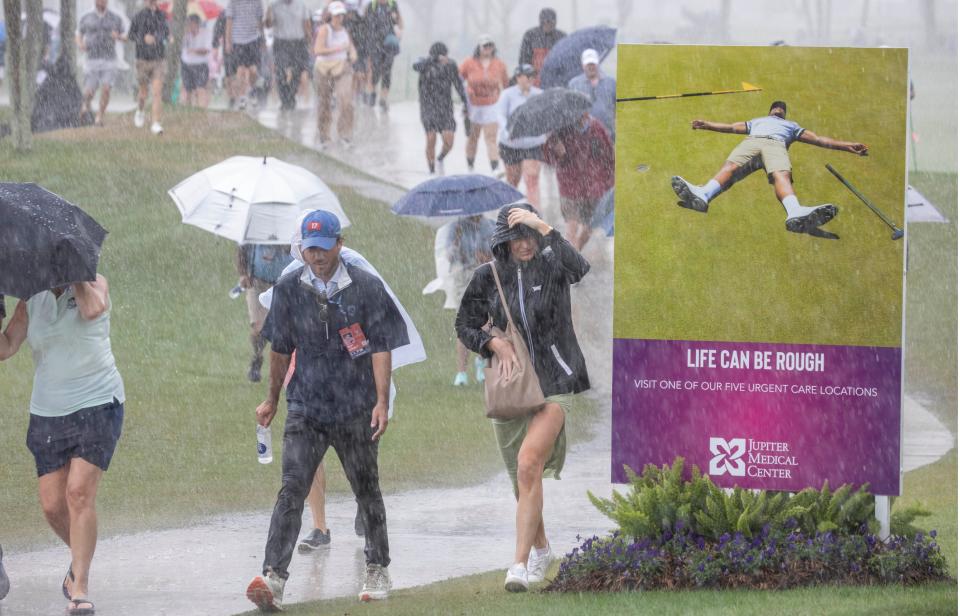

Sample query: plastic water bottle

[256,424,273,464]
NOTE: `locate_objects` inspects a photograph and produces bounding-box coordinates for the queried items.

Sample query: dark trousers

[273,38,309,110]
[263,411,389,578]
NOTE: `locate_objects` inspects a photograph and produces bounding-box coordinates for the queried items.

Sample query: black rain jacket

[455,203,590,397]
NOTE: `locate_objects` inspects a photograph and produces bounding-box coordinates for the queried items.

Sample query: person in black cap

[519,8,565,87]
[456,202,590,593]
[671,101,869,234]
[413,42,468,175]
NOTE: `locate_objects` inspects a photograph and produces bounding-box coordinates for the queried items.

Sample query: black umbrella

[507,88,592,139]
[0,183,107,299]
[539,26,617,89]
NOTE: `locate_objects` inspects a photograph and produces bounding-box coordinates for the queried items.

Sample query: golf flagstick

[825,164,904,240]
[616,82,761,103]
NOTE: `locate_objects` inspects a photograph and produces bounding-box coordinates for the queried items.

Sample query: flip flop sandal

[62,565,74,600]
[67,597,95,616]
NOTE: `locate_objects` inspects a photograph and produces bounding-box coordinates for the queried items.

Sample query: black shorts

[273,38,310,74]
[499,143,543,166]
[181,63,209,91]
[27,398,124,476]
[421,110,455,133]
[224,50,238,76]
[233,40,261,68]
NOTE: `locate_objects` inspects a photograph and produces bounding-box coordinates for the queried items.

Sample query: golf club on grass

[825,164,904,240]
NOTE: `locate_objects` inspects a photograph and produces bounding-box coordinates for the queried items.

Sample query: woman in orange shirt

[459,34,509,174]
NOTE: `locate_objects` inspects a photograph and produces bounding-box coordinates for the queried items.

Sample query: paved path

[0,100,952,616]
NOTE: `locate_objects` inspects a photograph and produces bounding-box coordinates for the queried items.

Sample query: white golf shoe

[671,176,709,212]
[504,563,529,592]
[785,204,837,233]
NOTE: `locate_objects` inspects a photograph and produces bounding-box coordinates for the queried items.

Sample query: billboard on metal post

[611,45,908,495]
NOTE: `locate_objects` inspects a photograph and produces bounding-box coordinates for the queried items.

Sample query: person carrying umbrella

[496,63,546,210]
[541,112,614,250]
[413,42,468,176]
[518,8,565,87]
[447,215,495,386]
[0,276,125,616]
[237,243,293,382]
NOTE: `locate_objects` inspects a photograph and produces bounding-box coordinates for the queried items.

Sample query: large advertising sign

[612,45,908,495]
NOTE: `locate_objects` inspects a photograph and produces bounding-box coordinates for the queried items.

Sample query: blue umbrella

[591,188,614,237]
[539,26,617,89]
[392,175,524,217]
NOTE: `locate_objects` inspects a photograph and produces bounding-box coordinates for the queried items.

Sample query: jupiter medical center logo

[709,437,799,479]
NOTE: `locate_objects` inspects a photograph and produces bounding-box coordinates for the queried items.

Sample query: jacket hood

[490,201,547,263]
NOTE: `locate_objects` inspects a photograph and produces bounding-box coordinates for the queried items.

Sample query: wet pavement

[0,99,952,616]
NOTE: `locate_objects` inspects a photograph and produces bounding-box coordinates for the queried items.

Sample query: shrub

[589,458,879,541]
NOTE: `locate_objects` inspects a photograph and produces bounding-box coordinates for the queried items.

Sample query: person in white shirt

[181,14,213,108]
[671,100,869,234]
[496,64,546,210]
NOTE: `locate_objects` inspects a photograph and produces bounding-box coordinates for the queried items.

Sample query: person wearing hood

[413,42,468,175]
[455,202,590,592]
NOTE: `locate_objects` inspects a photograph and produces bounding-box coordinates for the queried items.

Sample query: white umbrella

[167,156,350,244]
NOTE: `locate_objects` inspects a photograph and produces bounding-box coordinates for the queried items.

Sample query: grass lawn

[0,108,595,547]
[614,45,907,347]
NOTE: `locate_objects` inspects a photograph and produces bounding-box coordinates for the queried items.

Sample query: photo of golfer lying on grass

[670,100,869,235]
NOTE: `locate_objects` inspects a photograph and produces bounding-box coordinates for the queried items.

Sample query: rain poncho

[422,217,495,309]
[259,212,427,415]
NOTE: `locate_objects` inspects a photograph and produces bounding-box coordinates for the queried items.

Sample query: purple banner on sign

[612,339,902,495]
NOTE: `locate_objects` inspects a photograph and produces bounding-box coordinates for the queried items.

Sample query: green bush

[589,458,880,542]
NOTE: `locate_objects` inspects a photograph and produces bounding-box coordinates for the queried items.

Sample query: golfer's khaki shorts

[727,136,792,174]
[135,59,167,89]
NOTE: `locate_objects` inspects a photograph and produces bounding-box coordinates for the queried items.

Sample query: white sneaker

[526,544,554,583]
[358,564,391,601]
[785,204,837,233]
[671,175,709,213]
[246,569,285,612]
[504,563,528,592]
[133,109,145,128]
[435,158,445,176]
[150,121,163,135]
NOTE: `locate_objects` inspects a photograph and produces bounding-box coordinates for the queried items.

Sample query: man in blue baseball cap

[246,209,408,609]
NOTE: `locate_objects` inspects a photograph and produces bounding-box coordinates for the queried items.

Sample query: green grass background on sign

[613,45,907,347]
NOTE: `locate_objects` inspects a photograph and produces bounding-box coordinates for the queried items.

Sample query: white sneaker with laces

[527,544,554,583]
[134,109,145,128]
[504,563,528,592]
[150,121,163,135]
[358,564,391,601]
[246,569,285,612]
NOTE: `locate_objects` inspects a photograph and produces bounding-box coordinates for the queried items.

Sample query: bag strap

[489,262,519,333]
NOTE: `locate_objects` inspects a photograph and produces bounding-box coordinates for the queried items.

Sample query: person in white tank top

[0,275,124,615]
[313,1,357,145]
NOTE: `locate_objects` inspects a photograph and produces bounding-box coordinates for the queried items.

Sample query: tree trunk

[3,0,27,148]
[59,0,77,68]
[163,0,188,102]
[21,0,43,133]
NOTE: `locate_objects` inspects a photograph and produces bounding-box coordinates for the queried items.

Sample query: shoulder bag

[483,262,545,419]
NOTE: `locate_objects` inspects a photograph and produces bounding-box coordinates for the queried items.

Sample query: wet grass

[903,172,958,432]
[248,575,956,616]
[0,107,597,546]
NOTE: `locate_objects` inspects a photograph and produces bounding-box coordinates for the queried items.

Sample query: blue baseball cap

[301,210,341,250]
